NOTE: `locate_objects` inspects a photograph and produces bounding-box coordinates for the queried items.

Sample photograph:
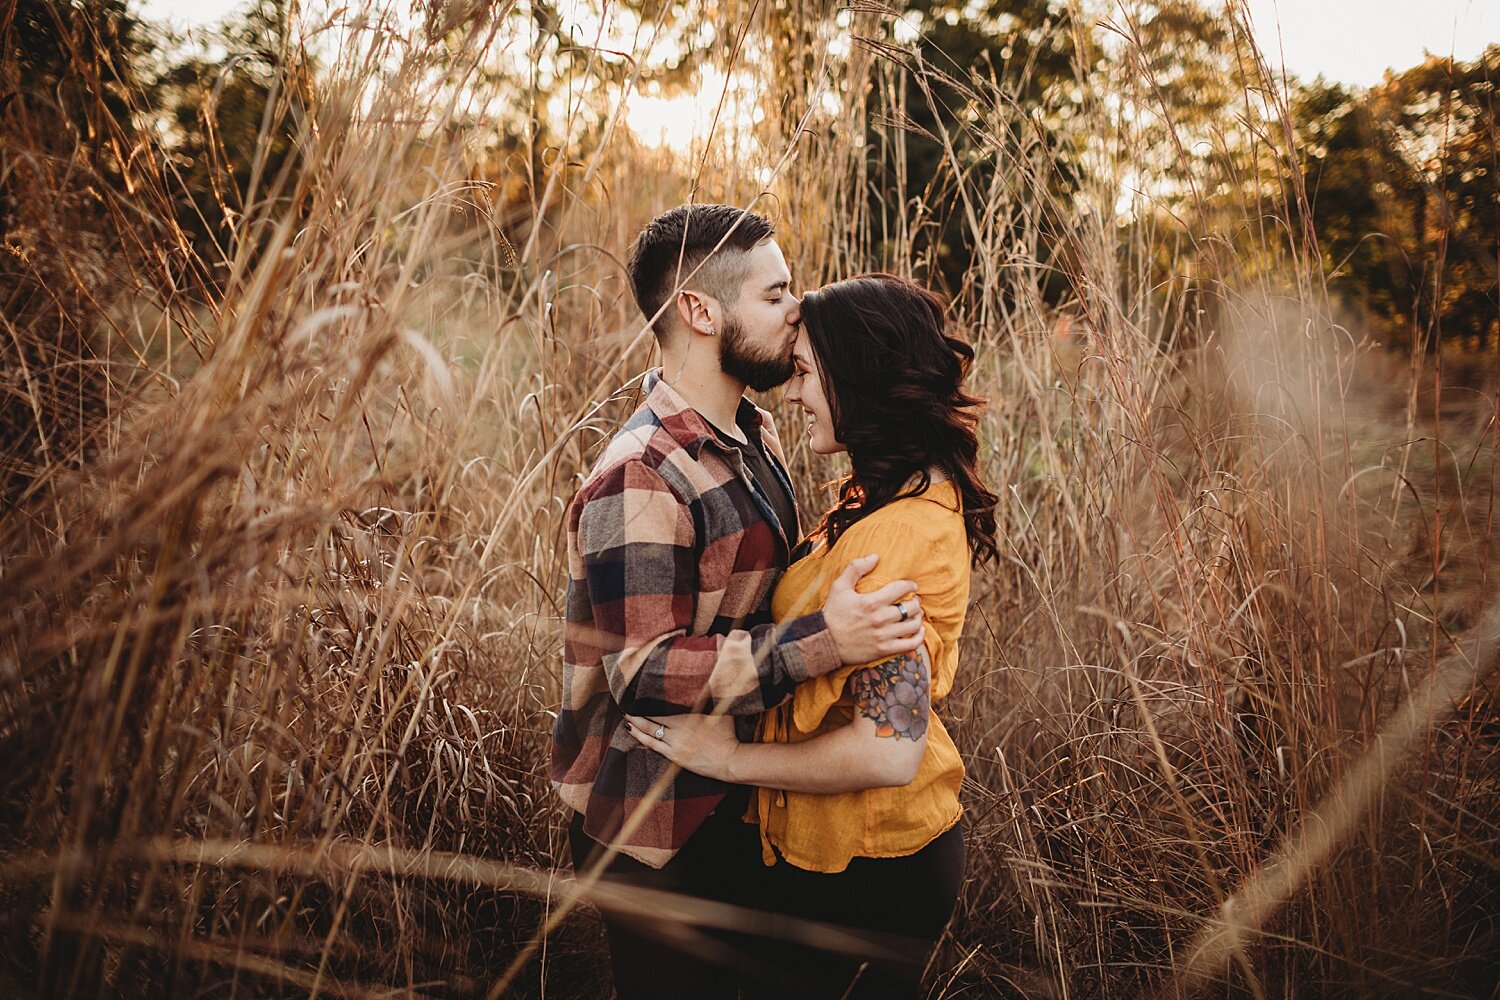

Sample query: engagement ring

[654,724,665,740]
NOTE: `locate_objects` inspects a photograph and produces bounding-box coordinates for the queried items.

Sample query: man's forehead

[743,238,791,283]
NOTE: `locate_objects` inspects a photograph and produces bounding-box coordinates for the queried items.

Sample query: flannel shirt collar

[642,369,767,459]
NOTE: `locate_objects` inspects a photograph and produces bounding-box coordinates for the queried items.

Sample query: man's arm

[576,459,922,718]
[626,647,933,791]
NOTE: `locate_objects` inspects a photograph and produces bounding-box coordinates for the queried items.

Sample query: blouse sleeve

[788,505,966,734]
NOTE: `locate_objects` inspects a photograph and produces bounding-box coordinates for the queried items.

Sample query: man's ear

[675,289,717,336]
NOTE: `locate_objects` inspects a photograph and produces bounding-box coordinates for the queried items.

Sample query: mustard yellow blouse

[754,479,969,873]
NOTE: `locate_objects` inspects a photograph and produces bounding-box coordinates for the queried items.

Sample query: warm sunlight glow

[625,92,705,151]
[624,71,744,154]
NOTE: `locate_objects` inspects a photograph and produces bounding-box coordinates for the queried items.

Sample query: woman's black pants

[569,803,964,1000]
[742,821,966,1000]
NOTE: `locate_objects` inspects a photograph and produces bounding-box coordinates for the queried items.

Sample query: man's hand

[625,713,741,782]
[822,554,925,665]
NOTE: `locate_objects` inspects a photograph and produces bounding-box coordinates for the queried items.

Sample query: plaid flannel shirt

[550,371,841,867]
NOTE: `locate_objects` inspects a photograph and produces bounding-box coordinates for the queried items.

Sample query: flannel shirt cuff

[782,610,840,680]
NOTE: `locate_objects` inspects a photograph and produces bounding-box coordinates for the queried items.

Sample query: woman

[627,272,999,998]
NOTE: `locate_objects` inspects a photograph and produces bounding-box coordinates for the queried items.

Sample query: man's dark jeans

[567,788,764,999]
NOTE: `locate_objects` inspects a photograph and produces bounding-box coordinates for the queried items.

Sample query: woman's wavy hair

[798,272,999,566]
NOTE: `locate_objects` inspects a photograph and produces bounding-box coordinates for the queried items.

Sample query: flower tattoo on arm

[849,650,930,741]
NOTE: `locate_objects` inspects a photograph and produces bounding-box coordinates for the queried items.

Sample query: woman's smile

[786,329,844,455]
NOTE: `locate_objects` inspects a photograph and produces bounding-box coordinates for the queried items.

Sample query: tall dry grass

[1,1,1496,998]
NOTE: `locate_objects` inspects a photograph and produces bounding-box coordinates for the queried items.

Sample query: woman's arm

[626,646,932,793]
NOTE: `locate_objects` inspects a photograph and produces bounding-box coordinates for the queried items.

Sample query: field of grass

[1,2,1497,997]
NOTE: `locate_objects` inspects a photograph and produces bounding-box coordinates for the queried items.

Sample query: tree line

[4,0,1497,359]
[836,0,1497,353]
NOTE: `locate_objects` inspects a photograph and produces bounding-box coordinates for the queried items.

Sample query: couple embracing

[550,204,998,999]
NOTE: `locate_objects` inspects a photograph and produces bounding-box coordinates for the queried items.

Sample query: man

[550,204,926,997]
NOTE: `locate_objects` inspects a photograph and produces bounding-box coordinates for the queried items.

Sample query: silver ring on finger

[896,600,910,622]
[654,724,666,741]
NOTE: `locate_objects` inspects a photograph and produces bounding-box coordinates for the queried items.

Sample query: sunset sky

[1239,0,1492,86]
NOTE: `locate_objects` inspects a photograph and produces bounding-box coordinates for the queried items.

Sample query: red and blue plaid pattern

[551,372,840,867]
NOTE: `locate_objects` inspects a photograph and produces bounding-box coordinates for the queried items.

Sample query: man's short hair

[626,204,775,339]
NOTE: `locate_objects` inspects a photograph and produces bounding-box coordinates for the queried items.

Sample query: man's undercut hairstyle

[627,204,775,339]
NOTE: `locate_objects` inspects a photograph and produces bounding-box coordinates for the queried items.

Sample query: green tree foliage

[1381,47,1499,351]
[1293,81,1423,347]
[860,0,1085,298]
[1108,0,1291,348]
[147,0,313,270]
[1121,0,1270,217]
[1295,47,1498,352]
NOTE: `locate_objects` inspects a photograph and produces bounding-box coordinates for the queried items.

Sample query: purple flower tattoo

[849,650,930,742]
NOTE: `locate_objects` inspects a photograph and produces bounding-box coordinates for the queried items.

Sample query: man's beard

[718,314,795,392]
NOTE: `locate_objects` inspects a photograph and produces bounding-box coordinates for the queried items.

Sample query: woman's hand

[624,712,741,782]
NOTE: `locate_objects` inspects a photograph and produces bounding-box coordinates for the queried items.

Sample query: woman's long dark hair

[798,273,999,566]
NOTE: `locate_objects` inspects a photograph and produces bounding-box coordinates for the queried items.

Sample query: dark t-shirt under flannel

[711,415,799,547]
